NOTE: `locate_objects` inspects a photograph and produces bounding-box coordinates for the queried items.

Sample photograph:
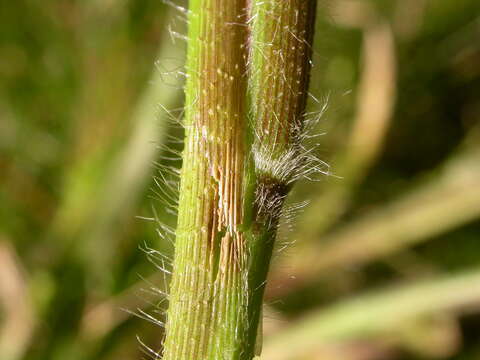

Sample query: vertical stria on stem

[161,0,319,358]
[250,0,317,153]
[162,0,249,359]
[244,0,318,356]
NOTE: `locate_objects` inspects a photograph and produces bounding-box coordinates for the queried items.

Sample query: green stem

[162,0,250,359]
[162,0,318,359]
[245,0,317,355]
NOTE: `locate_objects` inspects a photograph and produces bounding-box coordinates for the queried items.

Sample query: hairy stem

[162,0,317,359]
[245,0,317,354]
[162,0,249,359]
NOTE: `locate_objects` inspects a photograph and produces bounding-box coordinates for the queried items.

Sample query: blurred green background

[1,0,480,359]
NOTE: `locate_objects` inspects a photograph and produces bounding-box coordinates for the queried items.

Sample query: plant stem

[162,0,318,359]
[245,0,317,354]
[162,0,249,359]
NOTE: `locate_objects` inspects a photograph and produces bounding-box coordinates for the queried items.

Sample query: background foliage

[1,0,480,359]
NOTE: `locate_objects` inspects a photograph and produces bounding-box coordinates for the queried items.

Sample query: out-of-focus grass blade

[263,268,480,360]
